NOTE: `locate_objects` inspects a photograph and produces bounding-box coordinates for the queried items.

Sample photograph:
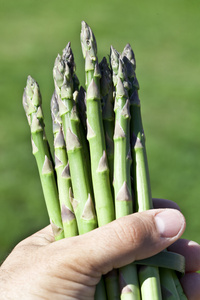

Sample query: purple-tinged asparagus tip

[81,21,97,59]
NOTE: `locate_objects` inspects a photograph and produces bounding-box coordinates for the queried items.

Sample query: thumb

[57,208,185,277]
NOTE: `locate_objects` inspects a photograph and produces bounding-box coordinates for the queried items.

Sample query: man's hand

[0,201,199,300]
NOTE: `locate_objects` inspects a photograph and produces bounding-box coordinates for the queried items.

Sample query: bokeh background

[1,0,200,263]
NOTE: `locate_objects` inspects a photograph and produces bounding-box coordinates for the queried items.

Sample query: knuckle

[114,213,156,250]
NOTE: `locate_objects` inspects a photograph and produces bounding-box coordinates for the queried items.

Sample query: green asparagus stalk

[81,21,115,226]
[74,86,93,176]
[99,57,115,184]
[81,21,117,300]
[159,268,180,299]
[122,43,188,300]
[51,91,78,238]
[121,44,162,300]
[171,272,188,300]
[138,266,162,300]
[121,44,145,211]
[75,86,87,132]
[110,46,140,300]
[53,43,97,235]
[23,75,64,241]
[110,47,132,217]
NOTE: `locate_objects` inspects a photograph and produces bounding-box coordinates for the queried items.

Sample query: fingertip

[153,198,181,211]
[180,272,200,300]
[168,239,200,272]
[154,209,185,239]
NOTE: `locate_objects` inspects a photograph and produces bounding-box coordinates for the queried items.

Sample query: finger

[153,198,180,211]
[55,209,185,277]
[168,239,200,272]
[180,272,200,300]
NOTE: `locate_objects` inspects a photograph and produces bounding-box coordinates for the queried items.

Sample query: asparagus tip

[23,75,42,116]
[80,20,97,59]
[110,46,120,63]
[122,43,136,64]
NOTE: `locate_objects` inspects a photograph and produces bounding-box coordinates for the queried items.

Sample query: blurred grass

[0,0,200,262]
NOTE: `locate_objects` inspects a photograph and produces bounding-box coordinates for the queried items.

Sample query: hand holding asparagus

[22,21,189,299]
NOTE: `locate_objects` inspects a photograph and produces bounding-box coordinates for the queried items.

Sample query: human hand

[0,200,199,300]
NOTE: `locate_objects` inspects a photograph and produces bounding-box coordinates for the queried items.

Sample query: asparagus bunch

[23,21,188,300]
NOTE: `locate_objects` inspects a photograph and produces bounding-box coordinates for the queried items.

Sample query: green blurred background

[0,0,200,262]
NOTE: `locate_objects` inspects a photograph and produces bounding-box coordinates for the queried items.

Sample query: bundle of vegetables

[23,21,187,300]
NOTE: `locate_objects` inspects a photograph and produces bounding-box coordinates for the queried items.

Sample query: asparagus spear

[110,47,132,218]
[23,75,64,241]
[75,86,87,132]
[122,43,188,300]
[121,44,162,300]
[110,46,140,300]
[159,268,180,299]
[51,91,78,238]
[74,86,92,177]
[81,21,117,300]
[81,21,115,226]
[171,272,188,300]
[99,57,115,184]
[62,41,80,93]
[53,44,97,235]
